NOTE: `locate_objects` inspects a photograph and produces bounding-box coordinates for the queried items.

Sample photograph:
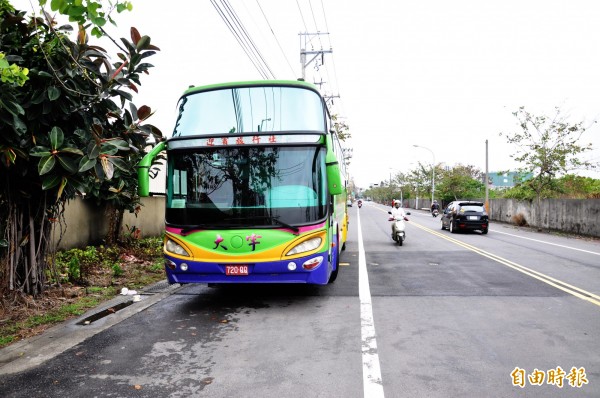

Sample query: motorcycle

[388,210,410,246]
[358,200,363,208]
[432,208,439,217]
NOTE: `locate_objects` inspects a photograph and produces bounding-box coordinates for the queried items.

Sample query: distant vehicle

[347,200,353,207]
[441,201,489,234]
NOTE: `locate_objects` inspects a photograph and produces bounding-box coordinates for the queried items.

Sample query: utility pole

[299,33,339,113]
[485,139,489,214]
[299,32,332,80]
[323,94,340,107]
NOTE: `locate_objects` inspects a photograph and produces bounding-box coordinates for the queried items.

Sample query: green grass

[0,289,117,348]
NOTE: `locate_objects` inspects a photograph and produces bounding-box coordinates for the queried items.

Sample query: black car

[441,201,489,234]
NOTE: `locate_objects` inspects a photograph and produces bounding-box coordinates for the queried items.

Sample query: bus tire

[328,236,340,284]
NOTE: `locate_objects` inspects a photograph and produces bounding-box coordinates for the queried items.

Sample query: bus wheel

[328,258,339,283]
[328,237,340,283]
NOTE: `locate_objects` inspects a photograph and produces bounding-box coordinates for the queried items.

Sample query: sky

[11,0,600,189]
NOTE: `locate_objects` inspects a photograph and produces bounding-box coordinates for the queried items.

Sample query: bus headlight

[286,237,322,256]
[165,238,190,257]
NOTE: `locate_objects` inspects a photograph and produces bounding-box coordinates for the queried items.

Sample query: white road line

[492,229,600,256]
[357,208,385,398]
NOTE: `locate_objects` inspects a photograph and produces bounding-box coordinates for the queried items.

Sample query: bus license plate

[226,265,249,276]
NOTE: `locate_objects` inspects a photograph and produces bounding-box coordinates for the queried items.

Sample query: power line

[210,0,276,79]
[308,0,324,49]
[296,0,310,33]
[255,0,296,77]
[222,0,276,79]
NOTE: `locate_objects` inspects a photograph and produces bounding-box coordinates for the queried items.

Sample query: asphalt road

[1,201,599,397]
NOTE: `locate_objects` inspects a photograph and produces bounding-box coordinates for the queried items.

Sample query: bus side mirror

[326,162,343,195]
[137,141,166,197]
[325,133,344,195]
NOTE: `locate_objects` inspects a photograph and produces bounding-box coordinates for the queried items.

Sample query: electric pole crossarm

[299,32,332,80]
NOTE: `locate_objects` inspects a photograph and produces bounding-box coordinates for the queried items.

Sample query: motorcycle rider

[431,200,440,214]
[390,200,407,236]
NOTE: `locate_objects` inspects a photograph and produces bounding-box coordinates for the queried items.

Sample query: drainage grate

[141,280,180,294]
[77,300,134,325]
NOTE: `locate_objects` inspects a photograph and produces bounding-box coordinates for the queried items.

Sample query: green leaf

[113,89,133,102]
[49,127,64,150]
[31,90,47,104]
[66,5,85,17]
[68,175,88,193]
[78,155,96,172]
[75,128,90,140]
[34,70,53,78]
[57,156,78,174]
[60,147,84,156]
[108,139,130,151]
[38,155,56,175]
[100,145,119,156]
[136,35,151,51]
[87,142,101,159]
[0,98,25,116]
[47,86,60,101]
[109,157,129,172]
[50,0,66,12]
[30,146,52,157]
[91,16,106,27]
[91,27,102,38]
[41,174,62,190]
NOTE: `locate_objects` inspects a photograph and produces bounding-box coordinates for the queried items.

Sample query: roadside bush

[512,213,528,227]
[50,235,164,287]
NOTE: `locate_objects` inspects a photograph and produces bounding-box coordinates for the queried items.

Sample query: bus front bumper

[163,251,334,285]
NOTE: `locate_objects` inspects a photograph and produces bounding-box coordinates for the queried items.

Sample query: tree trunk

[0,195,51,296]
[105,203,125,246]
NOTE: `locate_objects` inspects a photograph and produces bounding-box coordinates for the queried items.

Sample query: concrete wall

[55,196,599,249]
[53,196,165,250]
[488,198,600,237]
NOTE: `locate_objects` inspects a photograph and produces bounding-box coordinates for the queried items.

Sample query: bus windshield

[166,146,328,228]
[172,85,326,136]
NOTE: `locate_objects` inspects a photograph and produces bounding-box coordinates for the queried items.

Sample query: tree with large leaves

[500,106,597,202]
[0,0,162,296]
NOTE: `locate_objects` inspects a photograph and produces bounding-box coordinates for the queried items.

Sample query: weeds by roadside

[0,236,165,348]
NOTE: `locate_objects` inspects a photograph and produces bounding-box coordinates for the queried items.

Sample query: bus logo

[213,234,228,251]
[246,233,262,251]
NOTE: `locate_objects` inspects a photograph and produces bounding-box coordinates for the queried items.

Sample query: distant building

[487,171,532,189]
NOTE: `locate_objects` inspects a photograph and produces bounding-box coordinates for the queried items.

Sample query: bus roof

[182,80,320,96]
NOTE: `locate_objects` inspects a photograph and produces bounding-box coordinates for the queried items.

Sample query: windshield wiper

[179,224,211,235]
[269,217,300,234]
[224,216,300,234]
